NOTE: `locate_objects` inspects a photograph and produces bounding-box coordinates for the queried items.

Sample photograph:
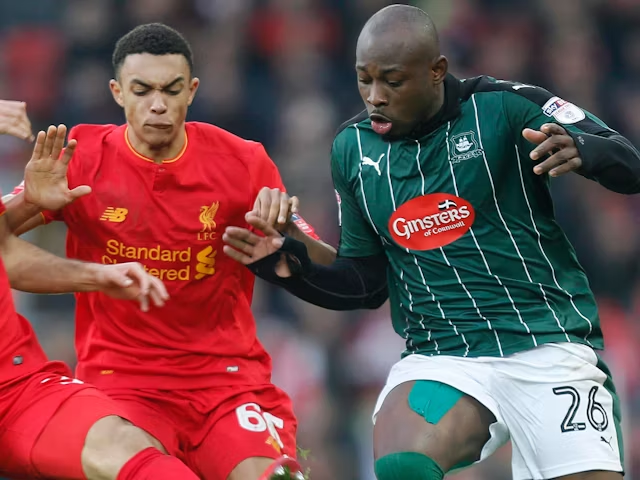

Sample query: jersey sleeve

[331,132,384,258]
[249,142,320,240]
[502,87,640,193]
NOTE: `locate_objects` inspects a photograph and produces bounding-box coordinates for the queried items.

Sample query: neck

[424,83,445,123]
[126,125,186,164]
[408,76,459,139]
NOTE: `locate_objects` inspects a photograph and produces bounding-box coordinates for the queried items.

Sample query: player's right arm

[223,133,389,311]
[0,203,168,310]
[3,125,91,235]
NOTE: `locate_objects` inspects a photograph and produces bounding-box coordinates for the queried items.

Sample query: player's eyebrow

[356,64,405,74]
[130,76,185,89]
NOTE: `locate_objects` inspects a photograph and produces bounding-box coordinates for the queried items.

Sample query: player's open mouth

[370,113,393,135]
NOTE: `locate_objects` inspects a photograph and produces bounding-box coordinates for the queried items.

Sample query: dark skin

[358,9,620,478]
[223,5,623,479]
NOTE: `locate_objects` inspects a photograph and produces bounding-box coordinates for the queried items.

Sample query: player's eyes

[166,90,182,96]
[133,90,148,96]
[358,77,372,85]
[387,80,404,88]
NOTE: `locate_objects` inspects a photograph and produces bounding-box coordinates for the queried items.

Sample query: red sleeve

[249,143,320,241]
[0,197,5,216]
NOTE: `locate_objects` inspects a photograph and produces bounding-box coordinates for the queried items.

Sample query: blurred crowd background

[1,0,639,478]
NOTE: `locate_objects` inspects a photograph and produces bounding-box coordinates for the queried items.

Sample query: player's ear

[109,79,125,108]
[187,77,200,106]
[432,55,448,85]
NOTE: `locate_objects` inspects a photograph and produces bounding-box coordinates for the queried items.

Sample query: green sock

[375,452,444,480]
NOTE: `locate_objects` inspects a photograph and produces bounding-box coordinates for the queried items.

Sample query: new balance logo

[362,153,384,176]
[100,207,128,223]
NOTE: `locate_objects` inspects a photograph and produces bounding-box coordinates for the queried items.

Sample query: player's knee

[81,415,166,480]
[375,452,444,480]
[374,381,492,470]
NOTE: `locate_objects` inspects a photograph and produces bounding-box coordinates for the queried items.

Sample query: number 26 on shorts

[236,403,285,449]
[553,385,609,433]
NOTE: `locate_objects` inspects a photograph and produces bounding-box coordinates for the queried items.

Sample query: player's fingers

[222,245,253,265]
[540,123,567,136]
[257,189,271,221]
[278,192,290,224]
[224,226,261,245]
[59,139,77,166]
[149,288,165,309]
[533,148,579,175]
[51,124,67,160]
[124,263,150,295]
[548,157,583,177]
[222,232,256,255]
[150,275,169,300]
[289,196,299,215]
[522,128,548,146]
[529,135,571,161]
[123,266,152,312]
[147,276,168,307]
[42,125,58,160]
[250,189,265,217]
[32,131,46,159]
[69,185,92,200]
[265,189,280,226]
[245,214,280,237]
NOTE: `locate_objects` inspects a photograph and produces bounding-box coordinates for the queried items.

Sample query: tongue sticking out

[371,119,393,135]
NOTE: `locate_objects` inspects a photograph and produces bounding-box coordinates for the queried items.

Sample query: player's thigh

[103,388,181,458]
[0,372,132,479]
[190,386,298,480]
[373,380,496,472]
[494,344,624,479]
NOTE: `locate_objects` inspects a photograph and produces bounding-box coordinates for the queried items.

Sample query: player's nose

[367,81,388,107]
[149,92,168,114]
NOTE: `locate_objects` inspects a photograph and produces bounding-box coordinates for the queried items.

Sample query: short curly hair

[112,23,194,77]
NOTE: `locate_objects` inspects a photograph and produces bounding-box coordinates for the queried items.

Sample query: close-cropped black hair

[112,23,194,77]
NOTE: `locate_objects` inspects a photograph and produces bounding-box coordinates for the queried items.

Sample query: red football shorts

[102,383,298,480]
[0,365,130,479]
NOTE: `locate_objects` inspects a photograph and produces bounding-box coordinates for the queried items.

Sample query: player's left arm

[248,144,337,265]
[504,86,640,194]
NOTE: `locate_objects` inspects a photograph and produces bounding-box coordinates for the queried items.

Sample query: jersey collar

[408,74,462,139]
[124,126,189,164]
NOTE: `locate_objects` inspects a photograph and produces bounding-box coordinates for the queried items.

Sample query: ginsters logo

[389,194,475,250]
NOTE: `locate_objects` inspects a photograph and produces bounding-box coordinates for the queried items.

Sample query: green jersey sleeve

[501,87,640,193]
[331,131,384,258]
[501,89,611,157]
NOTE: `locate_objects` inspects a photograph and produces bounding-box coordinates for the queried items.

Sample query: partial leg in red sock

[117,447,199,480]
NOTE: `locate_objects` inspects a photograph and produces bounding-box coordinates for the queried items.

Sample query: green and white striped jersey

[331,75,612,358]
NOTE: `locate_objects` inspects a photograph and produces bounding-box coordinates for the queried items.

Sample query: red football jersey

[0,200,49,385]
[35,122,316,390]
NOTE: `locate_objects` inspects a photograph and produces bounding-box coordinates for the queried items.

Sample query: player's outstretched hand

[93,262,169,312]
[24,125,92,210]
[223,214,292,277]
[522,123,582,177]
[250,187,299,231]
[0,100,34,142]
